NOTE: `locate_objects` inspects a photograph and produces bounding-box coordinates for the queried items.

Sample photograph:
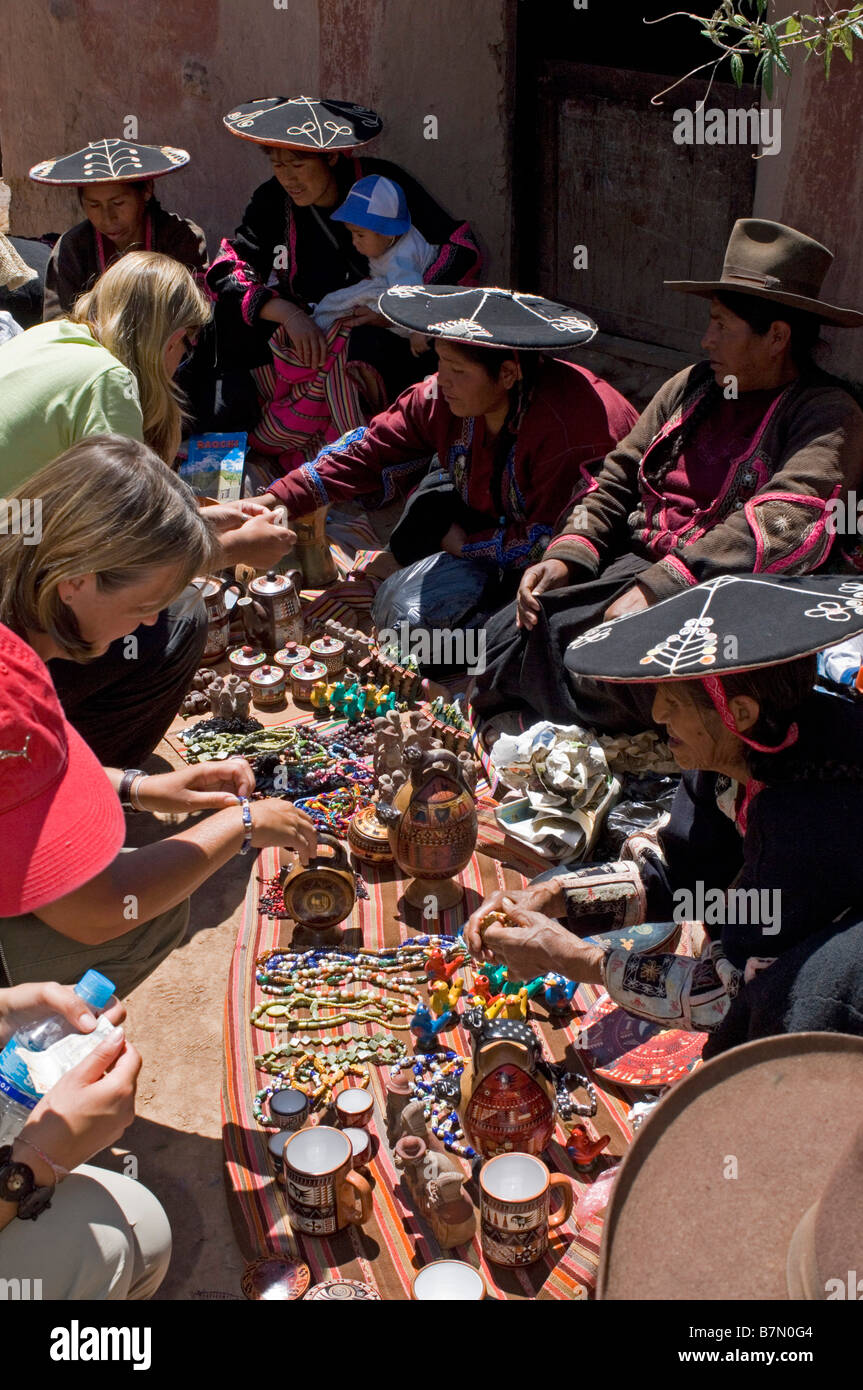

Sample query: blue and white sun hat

[331,175,410,236]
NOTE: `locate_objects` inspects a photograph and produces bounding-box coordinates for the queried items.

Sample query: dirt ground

[89,739,250,1301]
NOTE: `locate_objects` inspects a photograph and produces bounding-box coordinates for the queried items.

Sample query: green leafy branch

[648,1,863,104]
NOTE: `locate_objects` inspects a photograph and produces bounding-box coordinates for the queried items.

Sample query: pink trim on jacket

[546,533,600,564]
[745,487,838,572]
[660,553,697,586]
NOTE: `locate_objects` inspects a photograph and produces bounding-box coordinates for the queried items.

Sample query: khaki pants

[0,1164,171,1300]
[0,898,190,998]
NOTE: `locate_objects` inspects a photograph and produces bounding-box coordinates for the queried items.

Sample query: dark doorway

[514,0,758,355]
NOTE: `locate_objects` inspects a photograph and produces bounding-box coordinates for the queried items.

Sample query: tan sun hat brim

[597,1031,863,1301]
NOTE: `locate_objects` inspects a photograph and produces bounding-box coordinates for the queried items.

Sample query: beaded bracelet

[238,797,254,855]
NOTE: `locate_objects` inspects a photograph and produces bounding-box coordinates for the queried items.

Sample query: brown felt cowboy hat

[665,218,863,327]
[597,1032,863,1300]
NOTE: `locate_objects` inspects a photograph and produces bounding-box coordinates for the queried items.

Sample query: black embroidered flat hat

[563,574,863,683]
[665,218,863,327]
[378,285,598,349]
[29,139,190,185]
[223,96,382,150]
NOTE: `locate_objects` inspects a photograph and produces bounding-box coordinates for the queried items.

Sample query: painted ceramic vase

[292,506,338,588]
[457,1012,556,1158]
[386,752,477,910]
[250,663,287,709]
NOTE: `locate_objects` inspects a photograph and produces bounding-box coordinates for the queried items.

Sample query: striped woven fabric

[222,828,643,1300]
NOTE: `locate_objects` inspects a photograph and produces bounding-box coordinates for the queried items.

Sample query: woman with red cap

[0,435,317,997]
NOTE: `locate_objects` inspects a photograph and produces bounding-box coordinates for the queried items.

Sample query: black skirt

[470,552,658,734]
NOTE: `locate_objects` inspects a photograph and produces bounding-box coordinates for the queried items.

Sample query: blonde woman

[0,435,316,999]
[0,250,294,572]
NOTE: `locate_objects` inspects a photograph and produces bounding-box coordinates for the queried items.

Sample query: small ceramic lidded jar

[291,658,327,705]
[228,644,267,678]
[250,664,287,709]
[310,635,346,677]
[274,642,311,674]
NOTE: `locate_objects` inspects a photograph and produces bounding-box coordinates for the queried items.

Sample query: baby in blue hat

[312,174,438,334]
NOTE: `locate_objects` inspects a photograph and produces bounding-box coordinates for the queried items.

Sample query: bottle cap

[74,969,116,1010]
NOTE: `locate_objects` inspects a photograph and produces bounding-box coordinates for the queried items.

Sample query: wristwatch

[119,769,146,811]
[0,1144,54,1221]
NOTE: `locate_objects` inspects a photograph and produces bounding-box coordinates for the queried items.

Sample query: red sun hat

[0,623,126,916]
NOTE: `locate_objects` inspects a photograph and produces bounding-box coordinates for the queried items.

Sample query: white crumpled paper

[492,721,620,860]
[17,1015,120,1096]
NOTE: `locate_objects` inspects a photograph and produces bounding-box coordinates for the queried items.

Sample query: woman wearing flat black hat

[257,286,638,642]
[471,220,863,742]
[465,575,863,1054]
[205,97,483,438]
[31,140,207,321]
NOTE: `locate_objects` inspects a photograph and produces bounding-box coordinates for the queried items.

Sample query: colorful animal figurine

[543,974,578,1014]
[565,1124,611,1172]
[429,978,464,1017]
[425,948,466,984]
[409,1003,454,1051]
[500,987,529,1021]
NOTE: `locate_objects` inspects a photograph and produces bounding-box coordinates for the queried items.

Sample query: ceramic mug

[411,1260,487,1301]
[342,1126,372,1171]
[282,1126,373,1237]
[479,1153,573,1267]
[335,1087,374,1130]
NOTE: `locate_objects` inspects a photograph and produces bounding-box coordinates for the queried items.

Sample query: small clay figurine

[543,974,578,1014]
[457,751,478,795]
[425,948,466,984]
[372,711,404,779]
[428,978,463,1018]
[566,1124,611,1172]
[393,1134,476,1248]
[409,1003,454,1051]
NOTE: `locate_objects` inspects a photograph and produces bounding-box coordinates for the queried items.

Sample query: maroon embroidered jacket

[546,361,863,598]
[266,358,638,567]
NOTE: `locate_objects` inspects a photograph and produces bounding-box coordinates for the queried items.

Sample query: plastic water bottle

[0,969,116,1146]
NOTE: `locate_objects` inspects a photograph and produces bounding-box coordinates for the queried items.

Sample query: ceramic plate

[304,1279,381,1301]
[241,1257,310,1301]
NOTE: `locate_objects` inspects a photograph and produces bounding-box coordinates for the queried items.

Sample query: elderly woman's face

[651,682,748,772]
[265,148,338,205]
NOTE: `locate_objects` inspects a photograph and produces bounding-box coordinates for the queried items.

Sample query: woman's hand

[136,760,256,814]
[249,799,318,864]
[471,902,606,985]
[463,884,565,958]
[13,1028,140,1183]
[347,306,389,330]
[516,558,575,629]
[0,983,125,1050]
[410,332,432,357]
[217,507,296,569]
[603,583,652,622]
[441,522,468,558]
